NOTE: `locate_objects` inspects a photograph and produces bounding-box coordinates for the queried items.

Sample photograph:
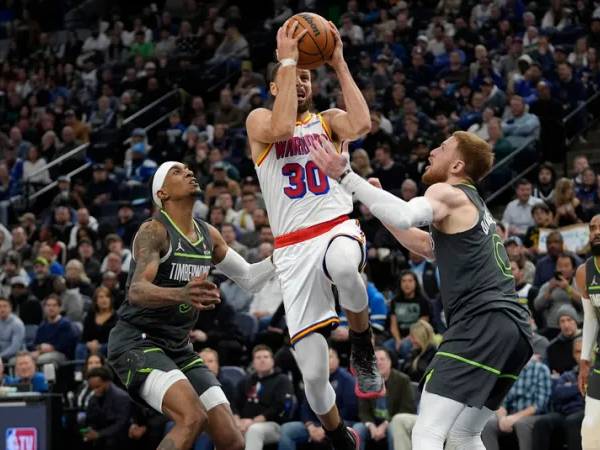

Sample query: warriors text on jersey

[116,210,213,351]
[255,112,353,236]
[431,184,531,332]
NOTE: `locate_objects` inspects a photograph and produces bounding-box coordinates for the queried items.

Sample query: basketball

[289,12,336,70]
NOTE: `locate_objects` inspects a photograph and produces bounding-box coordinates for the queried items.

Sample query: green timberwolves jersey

[431,184,530,330]
[117,210,213,350]
[585,257,600,349]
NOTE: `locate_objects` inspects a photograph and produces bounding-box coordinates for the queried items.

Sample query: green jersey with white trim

[117,210,213,350]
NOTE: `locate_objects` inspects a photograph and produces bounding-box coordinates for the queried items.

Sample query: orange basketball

[289,12,336,70]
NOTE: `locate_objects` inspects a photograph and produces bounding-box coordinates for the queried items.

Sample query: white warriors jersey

[255,112,353,236]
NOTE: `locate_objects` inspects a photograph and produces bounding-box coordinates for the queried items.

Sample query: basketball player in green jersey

[108,161,277,450]
[576,214,600,449]
[310,132,533,449]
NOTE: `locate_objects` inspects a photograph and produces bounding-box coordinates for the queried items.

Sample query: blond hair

[453,131,494,182]
[554,177,575,207]
[410,320,436,371]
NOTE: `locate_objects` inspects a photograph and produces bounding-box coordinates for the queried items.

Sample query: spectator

[339,14,365,46]
[502,179,544,236]
[351,149,375,179]
[9,277,42,326]
[554,62,586,113]
[89,96,116,131]
[52,276,84,325]
[83,366,131,450]
[190,295,245,366]
[0,296,25,361]
[576,167,600,220]
[571,154,590,188]
[10,226,32,265]
[68,353,105,413]
[352,348,415,450]
[22,146,51,188]
[214,88,244,128]
[0,251,29,299]
[76,239,101,284]
[385,270,431,357]
[554,177,584,226]
[75,287,117,362]
[530,81,566,163]
[65,259,94,298]
[534,337,585,450]
[401,320,437,382]
[546,305,580,375]
[487,117,515,163]
[86,164,118,211]
[511,261,539,315]
[114,204,140,248]
[534,254,582,336]
[372,145,406,192]
[67,208,98,250]
[4,351,48,392]
[502,95,540,140]
[525,203,556,256]
[533,164,557,205]
[221,223,249,260]
[124,143,157,185]
[278,347,357,450]
[100,234,132,274]
[533,230,578,288]
[482,356,551,450]
[29,257,57,301]
[232,192,258,233]
[33,294,76,364]
[208,21,249,66]
[505,236,536,284]
[234,345,295,450]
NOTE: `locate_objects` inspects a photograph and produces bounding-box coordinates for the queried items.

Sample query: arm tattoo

[128,220,181,307]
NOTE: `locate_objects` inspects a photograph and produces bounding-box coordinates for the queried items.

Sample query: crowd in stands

[0,0,599,449]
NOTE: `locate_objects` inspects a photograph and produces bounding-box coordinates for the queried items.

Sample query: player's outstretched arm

[128,220,220,310]
[246,21,307,146]
[576,263,597,394]
[209,225,276,293]
[321,22,370,141]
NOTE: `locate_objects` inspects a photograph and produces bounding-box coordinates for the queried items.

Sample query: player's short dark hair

[252,344,273,357]
[87,366,113,382]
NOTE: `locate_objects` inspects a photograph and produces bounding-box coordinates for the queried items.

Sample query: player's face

[296,69,312,114]
[161,163,200,203]
[589,215,600,255]
[422,137,459,185]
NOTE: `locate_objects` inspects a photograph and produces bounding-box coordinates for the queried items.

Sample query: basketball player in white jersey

[577,214,600,449]
[246,20,384,450]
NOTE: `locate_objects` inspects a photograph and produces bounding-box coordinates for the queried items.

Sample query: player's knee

[326,254,359,283]
[446,430,482,450]
[220,431,244,450]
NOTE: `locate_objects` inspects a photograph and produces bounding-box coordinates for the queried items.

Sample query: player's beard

[297,96,312,114]
[421,163,448,185]
[592,241,600,256]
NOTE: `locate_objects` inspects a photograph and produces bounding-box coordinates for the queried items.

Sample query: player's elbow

[128,283,142,305]
[353,119,371,136]
[271,124,295,142]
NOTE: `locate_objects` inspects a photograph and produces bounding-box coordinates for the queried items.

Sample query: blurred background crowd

[0,0,599,449]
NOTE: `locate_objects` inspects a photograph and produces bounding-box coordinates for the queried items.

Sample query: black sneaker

[350,329,386,399]
[328,427,361,450]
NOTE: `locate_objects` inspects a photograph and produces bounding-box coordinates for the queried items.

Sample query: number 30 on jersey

[282,161,330,199]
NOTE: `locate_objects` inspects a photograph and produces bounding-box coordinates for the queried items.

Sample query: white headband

[152,161,179,209]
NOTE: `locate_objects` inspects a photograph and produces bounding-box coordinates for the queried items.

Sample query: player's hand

[326,21,345,69]
[181,274,221,310]
[276,20,307,62]
[309,137,351,181]
[368,178,382,189]
[498,416,515,433]
[83,429,99,441]
[579,359,591,396]
[308,425,326,442]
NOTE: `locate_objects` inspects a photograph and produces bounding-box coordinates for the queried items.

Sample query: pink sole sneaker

[350,367,387,399]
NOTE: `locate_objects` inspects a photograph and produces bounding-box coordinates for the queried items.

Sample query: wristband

[337,168,352,184]
[279,58,297,67]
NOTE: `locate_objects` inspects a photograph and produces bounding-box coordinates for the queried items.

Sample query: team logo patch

[176,240,185,252]
[179,304,192,314]
[6,428,37,450]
